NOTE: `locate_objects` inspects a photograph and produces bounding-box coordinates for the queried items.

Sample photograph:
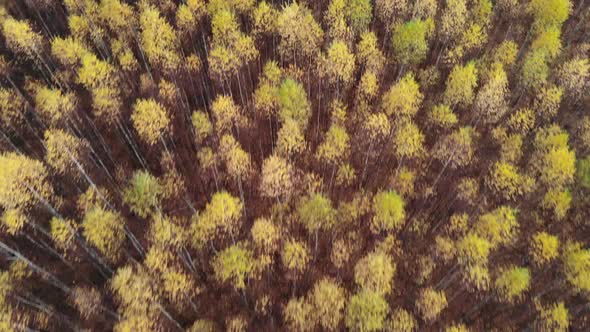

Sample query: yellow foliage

[71,286,102,320]
[212,243,255,290]
[111,265,159,330]
[561,241,590,294]
[541,188,572,220]
[277,2,324,63]
[98,0,137,40]
[212,95,241,133]
[77,186,111,213]
[191,110,212,144]
[530,232,559,266]
[536,301,569,332]
[462,263,490,292]
[148,214,185,249]
[507,108,535,135]
[393,120,425,159]
[190,191,243,248]
[281,239,310,276]
[35,87,77,126]
[494,266,530,303]
[416,288,447,321]
[276,119,306,157]
[82,207,126,262]
[0,88,25,128]
[176,0,206,35]
[50,217,78,251]
[2,18,43,58]
[78,53,118,90]
[284,296,315,331]
[354,251,396,295]
[1,209,27,235]
[317,124,350,165]
[251,218,279,253]
[139,3,180,72]
[310,278,346,331]
[434,235,456,262]
[321,41,356,86]
[385,308,417,332]
[456,232,491,266]
[381,74,423,118]
[131,98,171,146]
[486,161,534,200]
[219,134,252,180]
[0,152,54,211]
[44,129,89,178]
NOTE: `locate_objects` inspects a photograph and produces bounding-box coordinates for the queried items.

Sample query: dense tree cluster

[0,0,589,331]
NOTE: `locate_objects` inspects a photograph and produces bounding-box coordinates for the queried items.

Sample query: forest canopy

[0,0,589,331]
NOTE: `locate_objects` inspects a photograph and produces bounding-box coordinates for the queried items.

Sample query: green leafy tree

[371,190,405,233]
[278,78,311,129]
[391,18,433,66]
[345,290,389,332]
[123,170,163,218]
[297,193,336,234]
[346,0,373,36]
